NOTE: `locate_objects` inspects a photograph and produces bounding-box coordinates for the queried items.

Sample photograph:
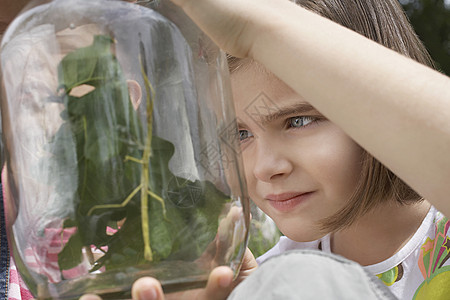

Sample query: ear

[127,80,142,110]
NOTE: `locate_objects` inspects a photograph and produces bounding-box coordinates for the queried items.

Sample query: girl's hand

[80,206,257,300]
[140,248,257,300]
[80,248,257,300]
[130,266,235,300]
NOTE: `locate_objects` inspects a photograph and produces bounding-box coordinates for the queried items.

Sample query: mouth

[265,192,313,212]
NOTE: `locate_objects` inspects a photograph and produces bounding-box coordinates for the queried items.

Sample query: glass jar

[0,0,249,298]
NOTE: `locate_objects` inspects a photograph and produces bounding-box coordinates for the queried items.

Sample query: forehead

[230,62,313,118]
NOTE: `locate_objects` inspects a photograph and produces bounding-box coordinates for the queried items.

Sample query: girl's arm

[172,0,450,216]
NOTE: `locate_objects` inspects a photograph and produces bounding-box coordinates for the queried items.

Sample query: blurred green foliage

[400,0,450,75]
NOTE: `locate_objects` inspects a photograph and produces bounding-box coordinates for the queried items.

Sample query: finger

[234,248,257,285]
[79,294,102,300]
[241,248,257,272]
[215,207,243,259]
[195,206,244,269]
[131,277,164,300]
[200,266,234,300]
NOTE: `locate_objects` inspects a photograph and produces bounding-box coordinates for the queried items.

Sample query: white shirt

[257,206,450,300]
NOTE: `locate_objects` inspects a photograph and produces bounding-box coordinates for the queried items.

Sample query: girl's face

[231,64,364,242]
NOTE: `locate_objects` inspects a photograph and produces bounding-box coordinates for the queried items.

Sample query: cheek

[310,131,363,197]
[241,151,253,180]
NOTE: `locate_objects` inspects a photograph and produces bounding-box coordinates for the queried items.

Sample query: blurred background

[399,0,450,75]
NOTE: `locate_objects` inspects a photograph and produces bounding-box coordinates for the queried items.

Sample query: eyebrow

[258,102,318,126]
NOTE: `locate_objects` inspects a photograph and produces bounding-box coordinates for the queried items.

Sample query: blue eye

[239,130,253,141]
[289,116,315,128]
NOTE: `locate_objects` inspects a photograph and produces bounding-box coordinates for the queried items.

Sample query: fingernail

[138,287,158,300]
[219,274,232,288]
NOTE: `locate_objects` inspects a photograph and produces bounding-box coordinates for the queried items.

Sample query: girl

[225,2,446,299]
[116,0,450,299]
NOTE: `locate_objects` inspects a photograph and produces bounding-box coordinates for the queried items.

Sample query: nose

[252,139,293,182]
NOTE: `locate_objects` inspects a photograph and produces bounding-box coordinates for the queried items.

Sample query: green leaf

[58,231,83,270]
[52,34,231,275]
[58,35,117,91]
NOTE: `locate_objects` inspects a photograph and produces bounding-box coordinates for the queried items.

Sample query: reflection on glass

[0,0,249,298]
